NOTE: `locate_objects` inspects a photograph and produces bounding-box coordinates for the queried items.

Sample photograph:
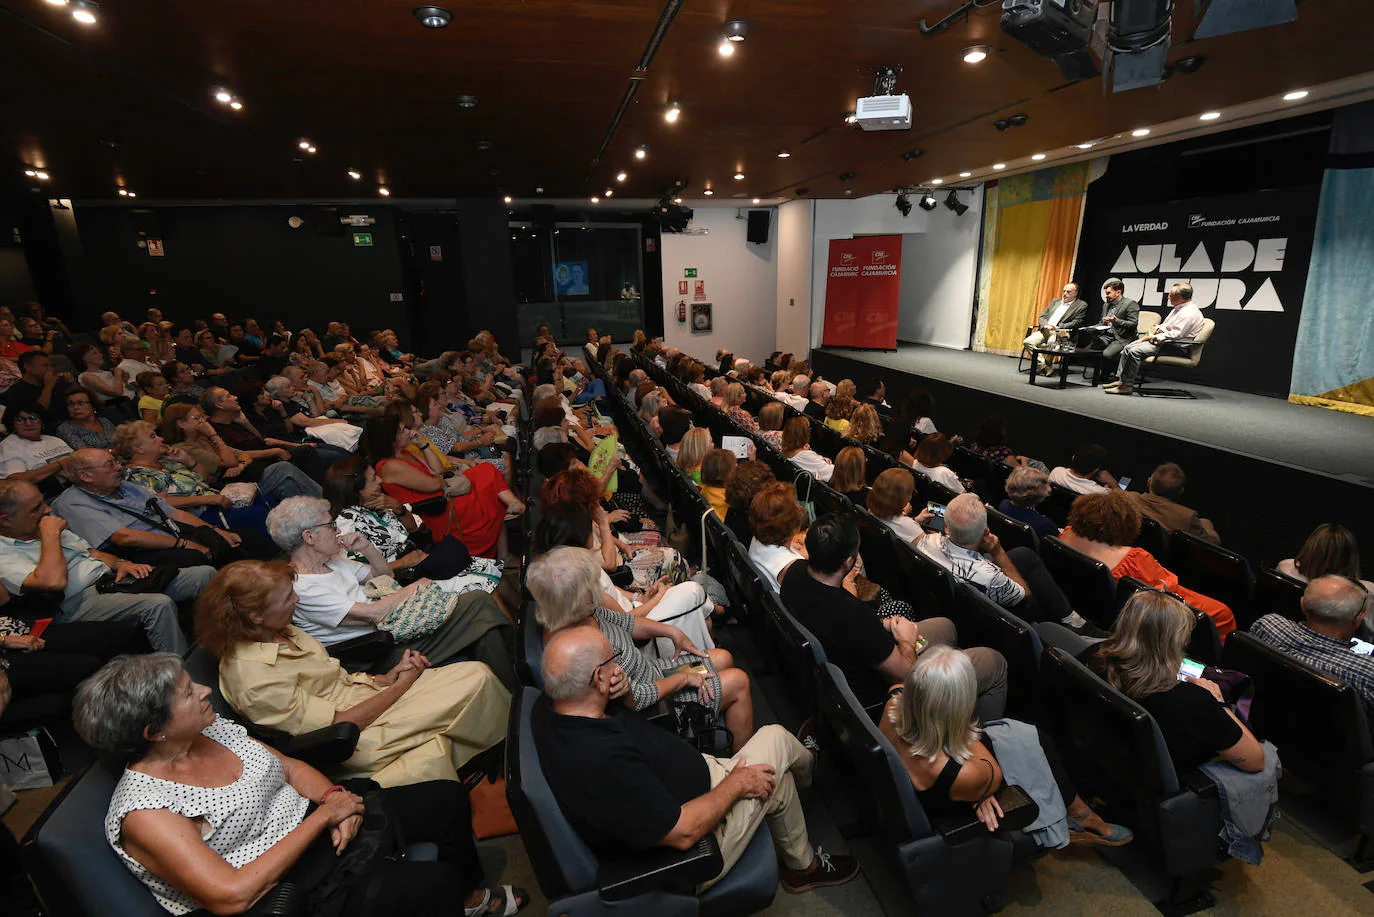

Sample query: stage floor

[816,344,1374,489]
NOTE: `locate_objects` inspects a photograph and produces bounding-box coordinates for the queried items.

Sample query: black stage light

[918,193,939,212]
[895,193,912,217]
[944,190,969,216]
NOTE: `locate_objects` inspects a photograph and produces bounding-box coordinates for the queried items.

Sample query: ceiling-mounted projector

[855,65,912,131]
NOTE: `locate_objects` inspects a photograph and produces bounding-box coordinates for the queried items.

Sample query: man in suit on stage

[1023,282,1088,374]
[1088,278,1139,384]
[1106,281,1205,396]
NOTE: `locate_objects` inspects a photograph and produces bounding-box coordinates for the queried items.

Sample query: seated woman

[534,503,715,659]
[824,394,855,435]
[205,560,510,787]
[780,417,833,482]
[999,466,1060,540]
[829,446,869,507]
[56,386,116,450]
[722,460,775,544]
[115,420,275,541]
[1083,589,1265,774]
[868,468,932,547]
[708,375,728,408]
[362,414,523,561]
[527,546,753,744]
[970,414,1030,469]
[268,497,516,688]
[699,448,736,519]
[159,403,319,503]
[136,371,169,425]
[685,363,712,402]
[414,382,506,476]
[75,653,526,917]
[757,401,786,449]
[746,482,808,592]
[910,434,964,494]
[1059,491,1235,638]
[881,645,1131,845]
[675,427,713,484]
[845,404,883,445]
[722,382,758,432]
[71,341,132,402]
[1277,522,1374,594]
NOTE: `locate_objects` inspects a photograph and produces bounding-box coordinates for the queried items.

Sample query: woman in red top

[0,318,33,362]
[361,413,524,559]
[1058,491,1235,639]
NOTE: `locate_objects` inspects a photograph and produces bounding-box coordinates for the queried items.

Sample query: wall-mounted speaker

[746,210,770,244]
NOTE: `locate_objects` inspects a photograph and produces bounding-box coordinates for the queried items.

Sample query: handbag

[377,583,461,641]
[411,535,473,580]
[793,472,817,526]
[307,788,406,915]
[442,472,472,498]
[95,565,181,595]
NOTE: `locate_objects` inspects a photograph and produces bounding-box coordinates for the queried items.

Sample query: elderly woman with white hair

[73,651,526,916]
[998,466,1059,541]
[880,645,1132,845]
[267,496,518,688]
[527,546,755,744]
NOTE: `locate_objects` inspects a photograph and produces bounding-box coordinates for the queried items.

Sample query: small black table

[1028,345,1104,389]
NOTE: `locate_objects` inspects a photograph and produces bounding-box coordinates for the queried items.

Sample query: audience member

[658,405,693,462]
[804,381,830,421]
[1250,575,1374,708]
[1277,523,1374,598]
[676,427,713,483]
[970,414,1029,468]
[723,460,775,544]
[55,387,116,450]
[757,401,786,449]
[699,448,736,519]
[747,482,808,592]
[867,468,930,545]
[829,446,868,506]
[71,341,132,402]
[1048,443,1117,494]
[845,404,883,445]
[6,352,74,423]
[911,433,964,494]
[780,417,833,482]
[1126,463,1219,544]
[0,401,74,485]
[999,466,1060,540]
[824,393,854,434]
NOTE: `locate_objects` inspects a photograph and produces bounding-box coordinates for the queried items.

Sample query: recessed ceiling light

[1076,142,1095,149]
[229,100,243,111]
[717,40,735,57]
[733,172,745,181]
[299,140,311,150]
[378,187,390,197]
[962,45,990,64]
[502,195,512,204]
[931,178,944,185]
[35,171,50,180]
[1031,153,1047,161]
[724,20,749,41]
[634,146,648,160]
[844,112,858,125]
[604,189,614,198]
[616,171,628,182]
[776,149,791,158]
[992,163,1006,170]
[118,188,128,196]
[126,191,136,198]
[70,1,97,25]
[23,170,36,177]
[673,197,683,204]
[703,189,714,196]
[456,94,478,109]
[347,170,361,180]
[752,197,761,204]
[1199,111,1221,121]
[590,196,600,204]
[413,6,452,28]
[665,101,682,123]
[1283,90,1308,102]
[307,146,317,154]
[1131,128,1150,137]
[44,0,70,5]
[959,171,972,178]
[214,89,233,103]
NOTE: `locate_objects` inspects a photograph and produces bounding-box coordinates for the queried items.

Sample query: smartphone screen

[1117,476,1132,490]
[1178,658,1204,681]
[925,501,946,517]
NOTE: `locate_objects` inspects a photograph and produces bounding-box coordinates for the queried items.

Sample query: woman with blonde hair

[757,400,786,449]
[675,427,714,483]
[1083,589,1264,773]
[881,646,1131,844]
[780,416,833,482]
[846,403,883,444]
[723,381,758,432]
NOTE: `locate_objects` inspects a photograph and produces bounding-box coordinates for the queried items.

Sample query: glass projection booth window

[510,222,643,344]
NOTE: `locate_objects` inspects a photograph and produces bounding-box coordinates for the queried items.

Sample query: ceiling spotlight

[118,188,128,196]
[44,0,70,5]
[992,163,1006,170]
[918,193,938,212]
[844,112,858,125]
[959,171,972,178]
[604,189,614,198]
[962,45,990,64]
[931,178,943,185]
[634,146,648,160]
[1283,90,1308,102]
[665,101,682,123]
[895,192,912,217]
[724,20,749,41]
[70,1,97,24]
[307,146,317,153]
[733,172,745,181]
[838,171,856,182]
[590,196,600,204]
[703,189,714,196]
[752,197,761,204]
[214,89,233,103]
[229,100,243,111]
[536,186,544,194]
[717,40,735,57]
[413,6,452,28]
[673,197,683,204]
[347,169,362,180]
[1131,128,1150,137]
[1199,111,1221,121]
[503,195,512,204]
[35,171,50,180]
[616,171,628,182]
[126,191,136,198]
[378,187,390,197]
[23,170,36,177]
[901,149,925,162]
[1076,142,1096,149]
[298,140,311,150]
[456,94,478,109]
[777,149,791,158]
[944,191,969,216]
[1031,153,1047,161]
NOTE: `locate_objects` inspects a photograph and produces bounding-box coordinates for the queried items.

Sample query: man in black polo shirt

[779,513,1008,719]
[4,352,73,422]
[532,626,859,895]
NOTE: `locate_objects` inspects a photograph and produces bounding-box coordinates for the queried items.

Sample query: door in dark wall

[404,212,470,352]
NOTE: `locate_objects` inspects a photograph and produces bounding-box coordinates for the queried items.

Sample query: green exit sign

[684,267,697,278]
[353,232,373,247]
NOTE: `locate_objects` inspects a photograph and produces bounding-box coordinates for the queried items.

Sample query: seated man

[780,513,1008,719]
[0,480,207,653]
[1085,278,1139,380]
[50,448,244,567]
[1023,282,1087,372]
[918,494,1099,636]
[1126,462,1219,544]
[533,625,860,894]
[1250,575,1374,708]
[802,382,829,422]
[1048,443,1117,494]
[1106,281,1205,396]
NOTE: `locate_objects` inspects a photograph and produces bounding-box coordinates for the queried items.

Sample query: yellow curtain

[975,163,1091,355]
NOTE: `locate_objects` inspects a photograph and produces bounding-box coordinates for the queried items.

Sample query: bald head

[542,626,614,706]
[808,382,830,404]
[1301,575,1369,635]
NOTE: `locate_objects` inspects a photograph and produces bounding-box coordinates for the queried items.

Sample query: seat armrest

[597,833,724,902]
[326,632,395,669]
[242,882,305,917]
[1179,769,1219,798]
[267,723,361,768]
[933,784,1038,845]
[645,699,678,731]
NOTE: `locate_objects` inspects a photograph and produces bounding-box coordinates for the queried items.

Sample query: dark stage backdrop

[1076,187,1318,396]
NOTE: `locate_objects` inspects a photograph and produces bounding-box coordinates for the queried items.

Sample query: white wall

[775,200,813,359]
[896,188,983,350]
[659,208,777,364]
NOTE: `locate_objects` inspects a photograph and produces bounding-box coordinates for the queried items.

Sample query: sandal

[1066,816,1134,846]
[463,885,529,917]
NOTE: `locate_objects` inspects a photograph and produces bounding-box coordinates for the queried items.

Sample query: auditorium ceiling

[5,0,1374,204]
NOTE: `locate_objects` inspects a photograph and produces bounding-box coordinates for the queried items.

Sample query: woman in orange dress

[1057,490,1235,639]
[361,413,523,559]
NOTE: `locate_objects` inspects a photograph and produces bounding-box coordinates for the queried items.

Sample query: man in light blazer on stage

[1024,282,1088,374]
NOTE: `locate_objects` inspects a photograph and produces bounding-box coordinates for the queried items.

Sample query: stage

[811,344,1374,564]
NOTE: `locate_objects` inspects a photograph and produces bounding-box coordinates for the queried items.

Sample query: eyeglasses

[84,458,122,472]
[307,521,338,535]
[589,648,621,685]
[12,415,41,424]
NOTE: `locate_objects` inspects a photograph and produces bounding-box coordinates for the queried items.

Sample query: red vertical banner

[822,235,902,349]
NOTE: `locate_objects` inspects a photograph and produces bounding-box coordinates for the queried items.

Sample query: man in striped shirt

[1249,575,1374,708]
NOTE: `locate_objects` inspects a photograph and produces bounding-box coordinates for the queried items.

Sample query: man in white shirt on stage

[1023,282,1088,374]
[1106,282,1206,396]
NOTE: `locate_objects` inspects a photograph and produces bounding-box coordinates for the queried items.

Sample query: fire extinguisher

[677,300,687,323]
